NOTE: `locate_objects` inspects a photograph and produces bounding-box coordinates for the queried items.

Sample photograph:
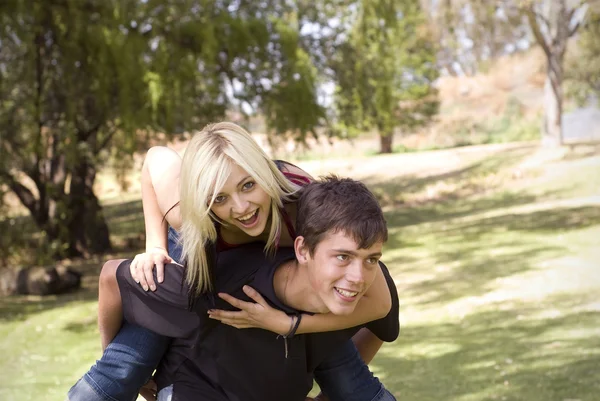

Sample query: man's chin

[326,302,358,316]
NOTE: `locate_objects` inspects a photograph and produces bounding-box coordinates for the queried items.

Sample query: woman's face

[209,163,272,237]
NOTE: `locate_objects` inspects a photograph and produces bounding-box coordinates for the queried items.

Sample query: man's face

[301,231,383,316]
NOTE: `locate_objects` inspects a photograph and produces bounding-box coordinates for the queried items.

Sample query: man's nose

[345,261,365,284]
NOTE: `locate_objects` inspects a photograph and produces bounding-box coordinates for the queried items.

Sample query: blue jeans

[68,322,169,401]
[314,340,395,401]
[167,227,183,264]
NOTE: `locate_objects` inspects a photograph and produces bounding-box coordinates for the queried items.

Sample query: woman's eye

[214,195,227,204]
[242,181,255,191]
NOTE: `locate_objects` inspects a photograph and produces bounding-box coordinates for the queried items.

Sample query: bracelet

[287,313,302,339]
[281,314,296,338]
[278,313,301,338]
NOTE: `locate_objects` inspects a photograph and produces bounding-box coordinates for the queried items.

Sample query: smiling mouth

[236,209,259,227]
[334,287,359,299]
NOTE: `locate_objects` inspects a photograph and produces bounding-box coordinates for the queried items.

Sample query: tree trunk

[379,133,393,154]
[65,162,112,257]
[542,54,564,146]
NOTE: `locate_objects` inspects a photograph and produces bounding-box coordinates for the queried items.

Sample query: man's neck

[273,261,325,313]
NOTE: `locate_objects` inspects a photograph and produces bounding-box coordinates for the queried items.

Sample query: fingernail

[143,286,148,291]
[150,285,156,291]
[207,309,214,313]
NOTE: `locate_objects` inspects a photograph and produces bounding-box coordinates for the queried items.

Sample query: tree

[0,0,324,258]
[333,0,439,153]
[566,7,600,104]
[425,0,529,76]
[520,0,589,145]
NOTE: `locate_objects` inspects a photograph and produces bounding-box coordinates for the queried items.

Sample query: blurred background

[0,1,599,400]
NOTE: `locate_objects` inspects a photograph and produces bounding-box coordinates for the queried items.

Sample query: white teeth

[335,288,358,297]
[238,210,257,222]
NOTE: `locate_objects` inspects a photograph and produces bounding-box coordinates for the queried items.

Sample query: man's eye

[366,258,379,265]
[336,255,349,262]
[242,181,255,191]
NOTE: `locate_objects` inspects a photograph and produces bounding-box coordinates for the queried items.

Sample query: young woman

[71,122,393,401]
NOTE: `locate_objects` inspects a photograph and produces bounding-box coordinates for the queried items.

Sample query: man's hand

[139,378,157,401]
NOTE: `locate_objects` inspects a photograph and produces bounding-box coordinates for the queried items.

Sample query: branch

[524,5,552,59]
[567,0,588,37]
[95,125,118,152]
[0,171,39,218]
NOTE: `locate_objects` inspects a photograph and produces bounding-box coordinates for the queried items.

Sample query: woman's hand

[129,249,173,291]
[209,285,292,336]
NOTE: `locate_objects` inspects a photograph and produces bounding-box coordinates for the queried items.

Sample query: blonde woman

[74,122,393,401]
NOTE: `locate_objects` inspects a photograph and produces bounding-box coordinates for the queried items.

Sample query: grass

[1,143,600,401]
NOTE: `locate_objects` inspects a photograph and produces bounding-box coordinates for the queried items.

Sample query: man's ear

[294,236,310,264]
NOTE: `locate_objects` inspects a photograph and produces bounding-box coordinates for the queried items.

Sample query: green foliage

[0,0,326,257]
[442,97,540,148]
[332,0,439,152]
[432,1,529,76]
[566,10,600,105]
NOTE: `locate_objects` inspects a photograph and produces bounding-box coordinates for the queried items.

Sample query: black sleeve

[116,260,199,338]
[364,262,399,342]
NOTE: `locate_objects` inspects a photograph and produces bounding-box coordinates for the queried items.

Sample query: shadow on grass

[0,287,98,323]
[384,204,600,306]
[376,294,600,400]
[363,146,536,206]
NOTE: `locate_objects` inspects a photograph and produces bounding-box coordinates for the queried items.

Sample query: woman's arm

[132,146,183,289]
[142,146,183,249]
[210,266,392,335]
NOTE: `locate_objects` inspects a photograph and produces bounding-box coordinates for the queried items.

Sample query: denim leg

[167,227,183,264]
[68,322,170,401]
[314,340,396,401]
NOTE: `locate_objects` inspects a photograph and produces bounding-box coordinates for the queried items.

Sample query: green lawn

[1,143,599,401]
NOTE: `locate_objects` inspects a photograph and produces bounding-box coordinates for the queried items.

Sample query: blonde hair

[179,122,300,294]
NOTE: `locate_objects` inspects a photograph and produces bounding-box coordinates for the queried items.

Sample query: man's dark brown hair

[295,175,388,255]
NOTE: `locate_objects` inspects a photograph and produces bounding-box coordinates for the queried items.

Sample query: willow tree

[0,0,324,258]
[333,0,439,153]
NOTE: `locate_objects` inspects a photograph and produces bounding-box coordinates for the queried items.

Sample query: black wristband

[287,313,302,338]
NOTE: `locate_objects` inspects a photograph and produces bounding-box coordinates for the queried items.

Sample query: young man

[71,176,399,401]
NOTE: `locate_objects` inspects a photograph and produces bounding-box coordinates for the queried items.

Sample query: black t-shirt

[116,243,399,401]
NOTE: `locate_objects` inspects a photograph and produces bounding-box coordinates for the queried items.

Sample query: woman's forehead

[210,161,251,194]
